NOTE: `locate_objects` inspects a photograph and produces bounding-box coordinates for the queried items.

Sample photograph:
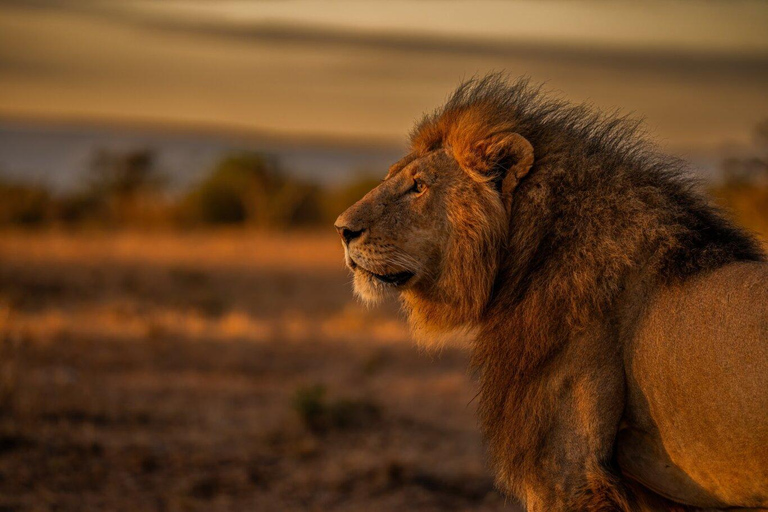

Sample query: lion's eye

[411,179,426,194]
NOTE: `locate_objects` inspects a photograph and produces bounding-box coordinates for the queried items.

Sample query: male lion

[334,75,767,511]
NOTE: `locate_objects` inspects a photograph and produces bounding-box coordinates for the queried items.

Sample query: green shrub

[292,384,381,434]
[293,384,328,432]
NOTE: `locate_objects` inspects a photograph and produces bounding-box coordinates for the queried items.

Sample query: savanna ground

[0,230,515,512]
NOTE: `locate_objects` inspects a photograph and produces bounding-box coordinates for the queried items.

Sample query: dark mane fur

[409,74,765,509]
[411,73,764,313]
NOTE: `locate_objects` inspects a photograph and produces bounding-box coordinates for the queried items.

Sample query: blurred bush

[177,153,323,227]
[7,148,172,227]
[171,152,381,228]
[82,149,169,227]
[0,326,26,415]
[0,180,54,225]
[293,384,380,434]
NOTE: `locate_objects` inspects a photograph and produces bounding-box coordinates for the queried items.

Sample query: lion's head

[335,87,534,335]
[338,75,768,510]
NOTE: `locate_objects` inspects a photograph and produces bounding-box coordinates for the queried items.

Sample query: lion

[334,75,768,511]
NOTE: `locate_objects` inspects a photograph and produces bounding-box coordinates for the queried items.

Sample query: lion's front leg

[504,347,635,511]
[523,462,632,512]
[521,426,632,512]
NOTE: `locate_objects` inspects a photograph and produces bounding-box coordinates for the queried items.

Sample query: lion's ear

[464,132,534,212]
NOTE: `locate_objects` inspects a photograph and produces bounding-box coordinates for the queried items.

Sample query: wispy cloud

[1,0,767,148]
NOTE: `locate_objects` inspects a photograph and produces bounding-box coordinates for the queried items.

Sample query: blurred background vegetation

[0,148,384,231]
[0,126,765,241]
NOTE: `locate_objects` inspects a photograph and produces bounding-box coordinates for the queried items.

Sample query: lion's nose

[335,224,364,245]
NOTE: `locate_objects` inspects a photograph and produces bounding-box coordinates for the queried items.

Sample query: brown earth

[0,230,517,512]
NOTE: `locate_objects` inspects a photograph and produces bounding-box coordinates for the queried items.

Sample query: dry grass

[0,230,514,512]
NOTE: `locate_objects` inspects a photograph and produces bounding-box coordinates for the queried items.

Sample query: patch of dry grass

[0,230,513,512]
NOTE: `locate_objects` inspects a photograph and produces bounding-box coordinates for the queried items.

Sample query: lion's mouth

[351,259,414,286]
[369,269,414,286]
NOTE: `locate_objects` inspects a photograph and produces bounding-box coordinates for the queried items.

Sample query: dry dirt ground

[0,230,519,512]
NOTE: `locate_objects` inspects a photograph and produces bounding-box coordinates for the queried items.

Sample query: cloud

[1,0,766,147]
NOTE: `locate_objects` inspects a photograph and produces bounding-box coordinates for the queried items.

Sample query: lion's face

[334,150,457,302]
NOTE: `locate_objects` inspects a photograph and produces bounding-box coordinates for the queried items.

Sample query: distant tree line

[0,121,766,240]
[0,149,380,229]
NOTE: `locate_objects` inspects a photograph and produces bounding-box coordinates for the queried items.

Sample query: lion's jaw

[335,149,508,336]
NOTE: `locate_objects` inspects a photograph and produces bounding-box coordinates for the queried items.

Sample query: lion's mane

[407,74,765,507]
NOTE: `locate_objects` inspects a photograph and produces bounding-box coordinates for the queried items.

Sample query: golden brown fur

[335,75,767,511]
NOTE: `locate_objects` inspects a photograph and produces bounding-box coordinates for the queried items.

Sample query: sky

[1,0,767,155]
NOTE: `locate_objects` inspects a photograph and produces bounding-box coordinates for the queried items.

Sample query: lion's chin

[352,268,412,305]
